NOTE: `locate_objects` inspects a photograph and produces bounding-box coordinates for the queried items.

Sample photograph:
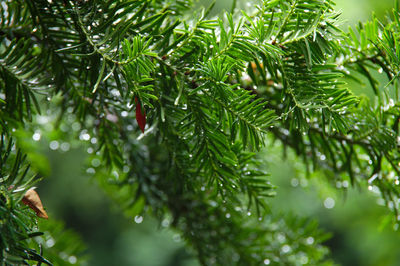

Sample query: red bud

[135,97,146,133]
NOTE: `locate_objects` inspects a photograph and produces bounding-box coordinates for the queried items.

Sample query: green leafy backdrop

[1,0,400,265]
[39,1,400,265]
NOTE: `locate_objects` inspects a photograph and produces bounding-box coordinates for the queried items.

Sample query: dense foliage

[1,0,400,264]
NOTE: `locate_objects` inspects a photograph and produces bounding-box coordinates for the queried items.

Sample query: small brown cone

[22,189,48,219]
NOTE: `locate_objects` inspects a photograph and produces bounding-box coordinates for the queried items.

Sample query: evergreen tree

[1,0,400,264]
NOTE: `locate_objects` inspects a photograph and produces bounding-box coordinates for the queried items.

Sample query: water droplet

[32,132,41,141]
[123,165,130,173]
[79,132,90,141]
[112,171,119,179]
[300,256,308,265]
[60,142,70,152]
[37,115,50,124]
[281,244,291,253]
[173,234,181,242]
[49,140,59,150]
[134,215,143,224]
[290,178,299,187]
[68,256,77,264]
[277,233,285,242]
[46,238,55,248]
[323,197,335,209]
[91,158,101,167]
[86,167,95,174]
[162,219,170,227]
[72,122,80,131]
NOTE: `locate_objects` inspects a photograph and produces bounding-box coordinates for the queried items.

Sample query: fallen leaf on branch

[22,188,48,219]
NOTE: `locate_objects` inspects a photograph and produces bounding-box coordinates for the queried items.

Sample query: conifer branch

[2,0,400,264]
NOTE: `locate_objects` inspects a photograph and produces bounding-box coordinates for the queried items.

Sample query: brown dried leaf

[22,189,48,219]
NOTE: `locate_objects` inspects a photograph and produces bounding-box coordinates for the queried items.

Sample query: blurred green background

[37,1,400,265]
